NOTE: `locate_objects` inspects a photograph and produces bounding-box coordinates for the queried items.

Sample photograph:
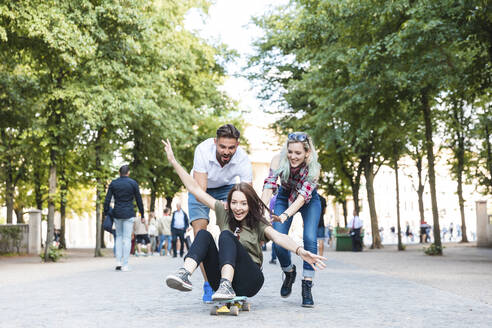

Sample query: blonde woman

[261,132,322,307]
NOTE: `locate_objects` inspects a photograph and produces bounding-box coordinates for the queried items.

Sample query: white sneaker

[121,266,130,272]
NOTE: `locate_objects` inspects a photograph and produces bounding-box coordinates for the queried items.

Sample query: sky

[185,0,288,124]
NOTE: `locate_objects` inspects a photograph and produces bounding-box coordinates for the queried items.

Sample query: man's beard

[217,152,232,166]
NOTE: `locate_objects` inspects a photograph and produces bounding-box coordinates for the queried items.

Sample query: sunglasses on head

[288,132,309,142]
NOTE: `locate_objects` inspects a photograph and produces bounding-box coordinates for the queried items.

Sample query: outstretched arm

[264,226,327,271]
[162,139,216,210]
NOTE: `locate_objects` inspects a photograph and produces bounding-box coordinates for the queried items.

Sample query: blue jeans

[273,188,321,278]
[188,184,234,222]
[158,234,172,254]
[114,217,135,266]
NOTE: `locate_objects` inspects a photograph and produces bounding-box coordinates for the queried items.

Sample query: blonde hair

[276,132,321,183]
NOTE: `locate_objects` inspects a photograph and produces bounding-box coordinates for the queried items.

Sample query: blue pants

[158,234,172,254]
[114,217,135,267]
[273,188,321,278]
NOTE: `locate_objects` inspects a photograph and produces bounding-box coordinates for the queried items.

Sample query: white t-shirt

[347,216,363,229]
[173,210,186,229]
[192,138,252,189]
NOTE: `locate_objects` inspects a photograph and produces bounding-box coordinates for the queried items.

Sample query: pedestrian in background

[347,210,363,252]
[103,164,145,272]
[148,212,158,255]
[171,202,189,258]
[134,215,151,256]
[157,208,172,256]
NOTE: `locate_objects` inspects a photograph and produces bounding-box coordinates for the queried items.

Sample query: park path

[1,244,491,328]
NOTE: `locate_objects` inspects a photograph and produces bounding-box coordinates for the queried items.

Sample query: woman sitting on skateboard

[162,139,326,301]
[261,131,322,307]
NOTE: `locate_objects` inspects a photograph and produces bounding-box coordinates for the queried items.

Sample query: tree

[250,0,420,248]
[0,66,39,223]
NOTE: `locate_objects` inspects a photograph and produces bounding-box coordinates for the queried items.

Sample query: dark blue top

[103,176,144,219]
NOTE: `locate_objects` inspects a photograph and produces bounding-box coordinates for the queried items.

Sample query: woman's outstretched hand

[271,214,288,224]
[299,249,327,271]
[162,139,176,164]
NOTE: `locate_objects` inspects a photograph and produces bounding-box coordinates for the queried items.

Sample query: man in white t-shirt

[347,210,363,252]
[189,124,252,302]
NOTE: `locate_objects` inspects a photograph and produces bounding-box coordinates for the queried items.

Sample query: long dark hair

[226,183,272,232]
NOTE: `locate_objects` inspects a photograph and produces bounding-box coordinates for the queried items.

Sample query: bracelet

[282,212,289,219]
[295,246,302,256]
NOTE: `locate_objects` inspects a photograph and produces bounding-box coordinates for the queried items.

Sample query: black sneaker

[280,265,296,298]
[115,266,121,271]
[165,268,193,291]
[212,279,236,301]
[269,259,277,265]
[301,279,314,307]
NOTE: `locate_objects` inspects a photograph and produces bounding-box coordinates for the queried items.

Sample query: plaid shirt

[263,165,317,207]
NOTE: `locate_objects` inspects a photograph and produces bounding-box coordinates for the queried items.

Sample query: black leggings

[185,230,264,297]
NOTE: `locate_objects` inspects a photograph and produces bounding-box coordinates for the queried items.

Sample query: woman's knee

[196,229,213,239]
[219,230,235,239]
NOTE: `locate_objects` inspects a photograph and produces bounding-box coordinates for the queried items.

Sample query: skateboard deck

[210,296,250,316]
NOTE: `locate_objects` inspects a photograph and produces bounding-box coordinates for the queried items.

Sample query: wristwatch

[280,213,289,221]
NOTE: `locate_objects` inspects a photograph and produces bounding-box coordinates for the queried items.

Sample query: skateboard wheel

[242,302,251,312]
[230,305,239,316]
[210,306,219,315]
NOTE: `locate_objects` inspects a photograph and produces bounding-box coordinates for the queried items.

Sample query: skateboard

[210,296,251,316]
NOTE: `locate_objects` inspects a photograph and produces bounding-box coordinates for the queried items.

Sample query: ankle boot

[301,279,314,307]
[280,265,296,297]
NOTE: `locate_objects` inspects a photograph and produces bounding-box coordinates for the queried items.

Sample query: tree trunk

[150,187,156,213]
[351,164,363,215]
[59,174,68,249]
[342,199,348,226]
[1,129,13,223]
[394,155,404,251]
[485,120,492,191]
[14,208,24,224]
[5,174,14,224]
[43,150,57,262]
[165,196,173,209]
[100,182,107,249]
[95,179,103,256]
[454,107,468,243]
[416,155,426,224]
[362,156,381,248]
[422,91,442,253]
[94,129,104,257]
[34,165,44,210]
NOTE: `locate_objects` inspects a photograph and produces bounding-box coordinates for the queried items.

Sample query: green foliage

[40,245,64,262]
[0,1,236,255]
[250,0,492,252]
[423,243,444,256]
